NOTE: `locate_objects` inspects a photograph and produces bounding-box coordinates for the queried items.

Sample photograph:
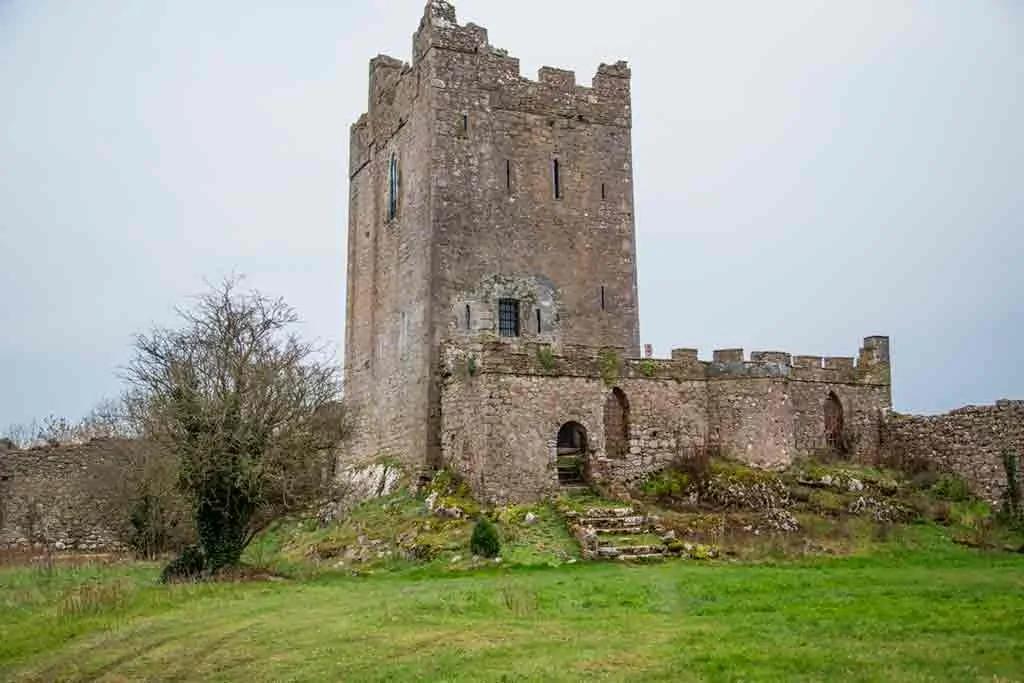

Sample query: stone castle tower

[344,0,640,470]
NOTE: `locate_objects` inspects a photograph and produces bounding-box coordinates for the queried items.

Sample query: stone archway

[556,421,588,484]
[603,388,630,459]
[824,391,845,453]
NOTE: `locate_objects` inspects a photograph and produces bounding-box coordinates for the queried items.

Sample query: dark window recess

[465,304,471,329]
[600,286,606,311]
[387,153,399,221]
[506,160,512,192]
[536,309,542,333]
[601,182,606,200]
[553,159,561,199]
[498,298,520,337]
[461,113,469,134]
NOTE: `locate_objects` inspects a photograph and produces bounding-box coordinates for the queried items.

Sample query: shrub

[161,545,206,583]
[470,517,500,558]
[1001,449,1022,523]
[536,346,556,372]
[931,474,972,502]
[637,359,658,378]
[639,468,692,501]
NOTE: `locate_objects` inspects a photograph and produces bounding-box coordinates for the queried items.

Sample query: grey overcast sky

[1,1,1021,428]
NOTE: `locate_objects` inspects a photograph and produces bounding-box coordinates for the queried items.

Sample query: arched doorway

[824,392,845,453]
[556,421,588,484]
[603,388,630,459]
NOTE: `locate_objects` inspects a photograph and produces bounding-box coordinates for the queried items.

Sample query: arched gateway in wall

[824,391,845,452]
[556,422,587,484]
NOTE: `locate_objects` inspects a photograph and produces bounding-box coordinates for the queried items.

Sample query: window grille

[498,298,520,337]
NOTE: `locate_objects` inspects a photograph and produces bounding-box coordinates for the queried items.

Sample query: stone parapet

[442,335,891,387]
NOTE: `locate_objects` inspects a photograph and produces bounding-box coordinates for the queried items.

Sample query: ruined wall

[439,336,890,503]
[883,401,1024,504]
[0,439,141,550]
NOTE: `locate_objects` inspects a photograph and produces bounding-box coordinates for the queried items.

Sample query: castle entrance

[556,422,587,484]
[824,392,845,453]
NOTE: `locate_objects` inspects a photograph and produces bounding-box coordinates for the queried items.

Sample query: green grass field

[3,537,1023,682]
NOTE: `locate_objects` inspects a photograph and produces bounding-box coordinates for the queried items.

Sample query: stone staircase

[562,505,681,561]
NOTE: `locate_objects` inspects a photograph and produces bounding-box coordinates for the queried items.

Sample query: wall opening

[600,285,606,311]
[552,158,561,199]
[461,113,469,134]
[498,298,520,337]
[535,308,542,334]
[604,388,630,458]
[556,421,587,484]
[464,304,471,330]
[506,159,512,192]
[387,153,399,221]
[601,182,606,200]
[824,391,846,453]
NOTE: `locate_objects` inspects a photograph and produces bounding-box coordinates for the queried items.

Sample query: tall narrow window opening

[461,113,469,134]
[506,160,512,192]
[601,182,606,200]
[553,159,561,199]
[498,298,520,337]
[600,286,606,311]
[387,153,399,221]
[536,309,542,334]
[465,304,472,330]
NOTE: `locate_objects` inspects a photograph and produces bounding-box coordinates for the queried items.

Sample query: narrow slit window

[600,286,606,311]
[553,159,561,199]
[506,160,512,192]
[498,298,520,337]
[387,153,399,221]
[465,304,471,330]
[536,309,542,334]
[601,182,606,200]
[461,113,469,134]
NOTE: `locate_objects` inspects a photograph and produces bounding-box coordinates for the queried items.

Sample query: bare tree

[123,278,348,573]
[1,398,137,448]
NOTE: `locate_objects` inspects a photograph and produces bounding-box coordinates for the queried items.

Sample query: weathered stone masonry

[343,1,639,475]
[333,1,1020,507]
[883,401,1024,505]
[0,439,139,550]
[439,337,892,504]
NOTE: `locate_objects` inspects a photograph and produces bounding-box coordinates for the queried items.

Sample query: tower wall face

[423,37,640,358]
[344,54,437,468]
[344,2,641,469]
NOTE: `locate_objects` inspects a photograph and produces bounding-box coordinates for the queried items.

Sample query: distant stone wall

[0,439,142,550]
[882,401,1024,504]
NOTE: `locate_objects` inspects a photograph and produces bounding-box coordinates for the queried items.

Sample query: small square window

[498,298,520,337]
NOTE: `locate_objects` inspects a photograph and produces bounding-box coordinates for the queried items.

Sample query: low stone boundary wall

[883,400,1024,504]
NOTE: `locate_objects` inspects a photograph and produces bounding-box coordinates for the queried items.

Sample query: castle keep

[341,1,893,503]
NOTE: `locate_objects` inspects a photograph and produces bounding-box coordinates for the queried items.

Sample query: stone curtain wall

[0,439,141,550]
[883,400,1024,504]
[439,337,891,503]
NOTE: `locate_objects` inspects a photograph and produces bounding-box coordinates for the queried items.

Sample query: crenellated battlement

[408,0,631,126]
[441,336,891,387]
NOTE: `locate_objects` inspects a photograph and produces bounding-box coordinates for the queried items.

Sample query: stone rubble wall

[882,400,1024,504]
[0,439,144,550]
[439,338,892,504]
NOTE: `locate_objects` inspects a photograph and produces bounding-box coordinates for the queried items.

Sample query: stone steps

[570,504,681,561]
